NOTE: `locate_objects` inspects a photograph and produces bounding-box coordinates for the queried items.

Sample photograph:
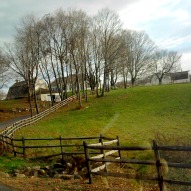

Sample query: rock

[52,163,66,174]
[26,167,32,172]
[38,169,46,176]
[43,166,50,170]
[53,173,62,178]
[60,174,74,180]
[11,108,17,113]
[53,163,66,169]
[32,166,41,170]
[0,171,9,178]
[16,173,26,178]
[73,172,83,180]
[14,169,21,174]
[33,170,38,177]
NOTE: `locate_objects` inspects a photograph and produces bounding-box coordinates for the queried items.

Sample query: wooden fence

[84,136,120,176]
[0,95,77,138]
[0,134,115,159]
[83,140,191,191]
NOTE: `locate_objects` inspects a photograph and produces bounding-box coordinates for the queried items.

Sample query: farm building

[6,79,48,100]
[36,88,61,102]
[150,71,190,85]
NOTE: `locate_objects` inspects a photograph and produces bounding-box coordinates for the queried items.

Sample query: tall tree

[67,9,89,107]
[92,8,122,96]
[124,30,155,86]
[6,15,42,115]
[153,49,182,84]
[0,49,10,89]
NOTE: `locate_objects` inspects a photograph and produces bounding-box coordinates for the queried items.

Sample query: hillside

[14,83,191,145]
[0,98,50,122]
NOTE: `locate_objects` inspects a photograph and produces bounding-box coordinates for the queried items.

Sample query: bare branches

[0,49,10,89]
[3,7,183,105]
[153,49,182,84]
[121,30,155,86]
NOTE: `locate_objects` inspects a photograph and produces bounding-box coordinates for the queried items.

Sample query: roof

[11,81,26,87]
[170,71,189,81]
[51,74,84,87]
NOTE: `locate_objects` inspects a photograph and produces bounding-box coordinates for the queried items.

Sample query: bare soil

[0,176,159,191]
[0,111,29,123]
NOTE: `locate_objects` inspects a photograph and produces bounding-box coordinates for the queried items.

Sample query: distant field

[14,83,191,145]
[0,98,30,122]
[0,98,50,122]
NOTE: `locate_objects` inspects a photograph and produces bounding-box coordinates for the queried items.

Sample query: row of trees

[0,8,181,113]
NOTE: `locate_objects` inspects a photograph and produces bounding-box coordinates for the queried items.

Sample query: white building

[150,71,190,85]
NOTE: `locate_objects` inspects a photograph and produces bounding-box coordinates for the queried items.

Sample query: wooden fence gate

[83,135,121,184]
[83,139,191,191]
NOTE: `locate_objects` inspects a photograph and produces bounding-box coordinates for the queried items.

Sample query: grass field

[14,83,191,146]
[1,83,191,190]
[0,98,52,122]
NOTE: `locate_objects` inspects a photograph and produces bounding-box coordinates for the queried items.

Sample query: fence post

[116,136,121,159]
[11,138,16,157]
[59,136,64,161]
[83,141,92,184]
[1,134,6,150]
[153,140,164,191]
[22,136,26,158]
[99,134,103,154]
[0,135,5,154]
[99,134,107,172]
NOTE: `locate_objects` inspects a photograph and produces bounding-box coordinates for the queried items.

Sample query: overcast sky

[0,0,191,70]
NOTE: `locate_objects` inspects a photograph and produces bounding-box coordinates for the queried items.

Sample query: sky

[0,0,191,71]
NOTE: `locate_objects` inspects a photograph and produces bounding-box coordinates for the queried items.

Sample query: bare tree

[123,30,155,86]
[67,9,89,107]
[92,8,122,96]
[0,49,10,89]
[153,49,182,84]
[6,15,42,115]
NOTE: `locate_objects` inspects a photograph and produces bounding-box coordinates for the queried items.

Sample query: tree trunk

[76,74,82,108]
[27,88,33,117]
[159,78,162,85]
[131,77,135,86]
[33,87,39,114]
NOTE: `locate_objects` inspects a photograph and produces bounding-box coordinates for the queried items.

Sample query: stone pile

[0,156,87,180]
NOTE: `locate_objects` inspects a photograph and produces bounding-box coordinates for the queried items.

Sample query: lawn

[0,98,51,122]
[14,83,191,145]
[1,83,191,191]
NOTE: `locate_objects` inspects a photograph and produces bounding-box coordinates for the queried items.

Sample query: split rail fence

[83,140,191,191]
[0,95,77,138]
[0,134,114,159]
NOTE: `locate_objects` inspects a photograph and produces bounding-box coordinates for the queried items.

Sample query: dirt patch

[0,111,29,123]
[0,176,159,191]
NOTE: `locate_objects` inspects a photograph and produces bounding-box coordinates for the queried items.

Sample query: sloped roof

[170,71,189,81]
[51,74,84,87]
[11,81,26,87]
[6,82,28,99]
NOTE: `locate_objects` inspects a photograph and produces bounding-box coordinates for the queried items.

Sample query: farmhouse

[150,71,190,85]
[6,79,48,100]
[51,74,92,92]
[36,88,61,102]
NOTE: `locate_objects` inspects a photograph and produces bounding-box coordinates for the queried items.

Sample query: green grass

[14,83,191,146]
[0,99,29,110]
[0,156,43,173]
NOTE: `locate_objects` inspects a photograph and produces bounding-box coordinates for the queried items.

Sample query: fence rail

[0,134,115,159]
[0,95,77,138]
[83,140,191,191]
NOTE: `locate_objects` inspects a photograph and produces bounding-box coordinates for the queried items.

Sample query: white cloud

[181,52,191,71]
[0,0,191,71]
[119,0,176,29]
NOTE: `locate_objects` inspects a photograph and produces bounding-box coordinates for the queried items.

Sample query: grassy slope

[14,83,191,145]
